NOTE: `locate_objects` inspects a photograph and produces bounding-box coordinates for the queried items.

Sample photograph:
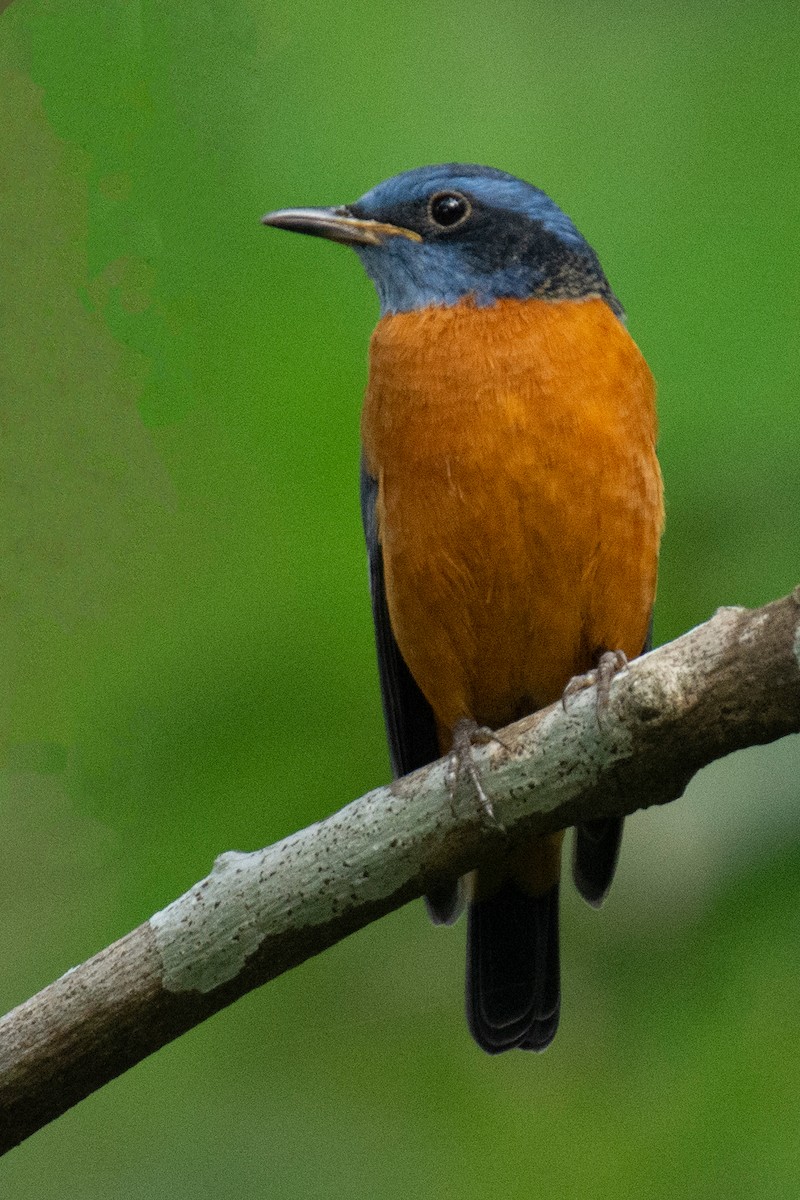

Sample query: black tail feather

[572,816,625,908]
[466,880,560,1054]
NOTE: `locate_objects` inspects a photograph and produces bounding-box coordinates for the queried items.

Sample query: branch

[2,591,799,1152]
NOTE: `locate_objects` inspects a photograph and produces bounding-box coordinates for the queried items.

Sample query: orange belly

[361,296,664,736]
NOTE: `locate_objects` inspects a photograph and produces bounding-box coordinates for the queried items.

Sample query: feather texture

[361,296,663,1051]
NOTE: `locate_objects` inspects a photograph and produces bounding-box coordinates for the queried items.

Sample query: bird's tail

[466,876,561,1053]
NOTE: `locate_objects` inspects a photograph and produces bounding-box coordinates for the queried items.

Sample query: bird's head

[262,164,621,317]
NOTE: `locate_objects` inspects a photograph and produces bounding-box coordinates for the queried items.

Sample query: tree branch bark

[2,590,799,1153]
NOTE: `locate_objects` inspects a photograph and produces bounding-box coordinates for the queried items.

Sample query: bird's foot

[562,650,629,726]
[446,718,508,831]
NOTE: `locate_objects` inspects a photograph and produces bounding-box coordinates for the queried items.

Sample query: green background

[2,1,799,1195]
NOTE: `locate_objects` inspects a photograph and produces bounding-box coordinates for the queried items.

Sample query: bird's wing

[361,461,463,924]
[360,459,440,778]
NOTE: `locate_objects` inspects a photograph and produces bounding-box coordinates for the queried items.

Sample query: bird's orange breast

[361,296,664,736]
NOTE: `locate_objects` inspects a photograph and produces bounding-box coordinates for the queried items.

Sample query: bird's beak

[260,206,422,246]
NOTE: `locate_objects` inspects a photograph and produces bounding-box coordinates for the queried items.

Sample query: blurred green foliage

[1,1,799,1195]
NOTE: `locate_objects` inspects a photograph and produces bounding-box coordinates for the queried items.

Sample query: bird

[262,164,664,1053]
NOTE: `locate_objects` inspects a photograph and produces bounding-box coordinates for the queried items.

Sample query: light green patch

[150,850,269,993]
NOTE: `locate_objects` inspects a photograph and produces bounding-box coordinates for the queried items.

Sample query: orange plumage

[362,295,663,738]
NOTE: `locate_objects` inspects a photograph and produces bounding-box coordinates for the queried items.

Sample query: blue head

[262,164,622,318]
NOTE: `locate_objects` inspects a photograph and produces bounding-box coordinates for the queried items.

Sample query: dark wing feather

[572,617,654,907]
[360,461,440,776]
[360,461,463,924]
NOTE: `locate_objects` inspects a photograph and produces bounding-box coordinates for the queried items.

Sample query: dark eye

[428,191,471,228]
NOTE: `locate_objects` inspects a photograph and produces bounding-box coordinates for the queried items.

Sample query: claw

[562,650,628,726]
[447,719,507,831]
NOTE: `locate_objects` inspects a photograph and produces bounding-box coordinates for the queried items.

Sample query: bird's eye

[428,192,471,228]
